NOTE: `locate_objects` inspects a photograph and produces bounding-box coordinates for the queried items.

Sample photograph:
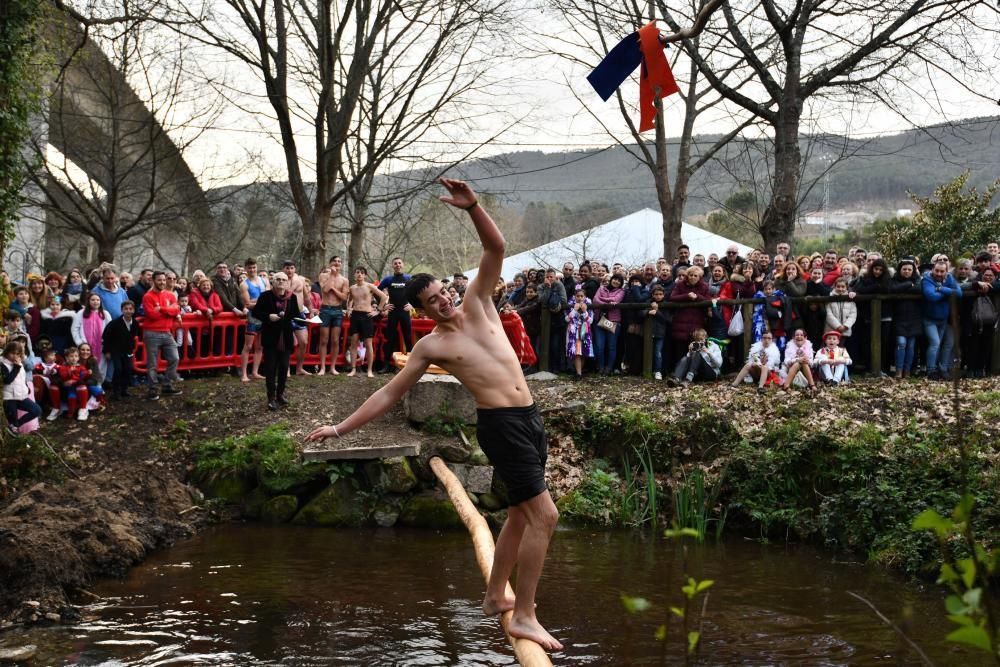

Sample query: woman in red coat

[669,266,712,369]
[188,278,223,318]
[188,278,224,357]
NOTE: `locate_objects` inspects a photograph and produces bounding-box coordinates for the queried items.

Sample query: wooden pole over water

[428,456,553,667]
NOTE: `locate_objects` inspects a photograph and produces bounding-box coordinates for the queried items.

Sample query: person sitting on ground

[814,330,852,385]
[50,345,90,421]
[731,331,780,392]
[1,340,41,436]
[77,342,106,410]
[32,347,60,410]
[565,288,593,380]
[782,328,817,393]
[668,328,722,386]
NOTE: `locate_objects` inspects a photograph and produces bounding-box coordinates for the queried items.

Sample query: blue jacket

[921,271,960,321]
[92,283,129,320]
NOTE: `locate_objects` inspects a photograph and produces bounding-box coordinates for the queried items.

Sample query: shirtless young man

[239,259,269,381]
[345,267,388,378]
[317,256,350,375]
[283,260,315,375]
[307,178,562,651]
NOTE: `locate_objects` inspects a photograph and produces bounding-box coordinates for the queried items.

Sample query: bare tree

[672,0,1000,251]
[542,0,751,261]
[29,8,230,271]
[167,0,516,277]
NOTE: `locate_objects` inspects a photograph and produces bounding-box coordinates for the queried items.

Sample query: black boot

[267,396,279,411]
[276,394,289,408]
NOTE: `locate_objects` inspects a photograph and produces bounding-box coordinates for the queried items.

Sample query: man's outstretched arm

[305,341,431,442]
[439,177,504,305]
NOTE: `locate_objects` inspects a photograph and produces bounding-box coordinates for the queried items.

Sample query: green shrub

[193,425,326,493]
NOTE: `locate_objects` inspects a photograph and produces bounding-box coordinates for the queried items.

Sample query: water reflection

[10,525,963,665]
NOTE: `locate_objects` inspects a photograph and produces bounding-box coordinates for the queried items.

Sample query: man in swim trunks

[346,267,388,378]
[239,258,269,381]
[307,178,562,651]
[318,256,350,375]
[283,260,314,375]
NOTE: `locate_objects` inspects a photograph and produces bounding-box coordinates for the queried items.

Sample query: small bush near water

[562,405,1000,577]
[193,425,325,494]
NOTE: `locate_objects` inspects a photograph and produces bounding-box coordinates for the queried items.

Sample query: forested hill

[440,116,1000,216]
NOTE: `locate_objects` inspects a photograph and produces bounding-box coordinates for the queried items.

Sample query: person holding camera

[667,328,722,386]
[565,288,594,380]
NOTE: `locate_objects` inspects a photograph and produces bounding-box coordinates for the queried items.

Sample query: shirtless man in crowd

[345,268,387,378]
[318,256,350,375]
[308,177,562,652]
[283,260,315,375]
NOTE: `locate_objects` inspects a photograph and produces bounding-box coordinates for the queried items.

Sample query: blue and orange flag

[587,22,680,132]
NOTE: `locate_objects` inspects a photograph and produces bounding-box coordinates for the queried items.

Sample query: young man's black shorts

[476,404,548,506]
[349,311,374,339]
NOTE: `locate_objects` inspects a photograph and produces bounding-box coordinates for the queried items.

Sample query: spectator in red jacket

[141,271,182,400]
[188,278,223,319]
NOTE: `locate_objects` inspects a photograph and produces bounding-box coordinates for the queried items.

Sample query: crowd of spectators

[2,240,999,436]
[489,242,1000,387]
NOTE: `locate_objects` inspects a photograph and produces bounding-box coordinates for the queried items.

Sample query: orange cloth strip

[637,22,680,132]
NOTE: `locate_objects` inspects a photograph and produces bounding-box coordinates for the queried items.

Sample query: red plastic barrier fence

[132,311,536,373]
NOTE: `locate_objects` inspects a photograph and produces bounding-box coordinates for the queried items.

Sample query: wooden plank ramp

[429,456,553,667]
[299,444,419,462]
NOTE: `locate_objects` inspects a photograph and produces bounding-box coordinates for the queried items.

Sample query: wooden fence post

[869,298,882,376]
[642,315,653,378]
[539,308,550,372]
[993,317,1000,375]
[742,301,753,352]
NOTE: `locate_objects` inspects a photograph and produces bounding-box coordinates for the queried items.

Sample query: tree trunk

[97,236,117,264]
[300,208,329,278]
[347,206,366,275]
[654,99,682,261]
[760,98,802,253]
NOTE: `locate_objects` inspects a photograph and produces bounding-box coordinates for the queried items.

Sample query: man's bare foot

[347,369,357,377]
[252,373,265,380]
[240,375,251,383]
[298,367,313,376]
[482,593,516,616]
[331,368,339,375]
[507,615,563,651]
[367,370,374,378]
[317,367,326,376]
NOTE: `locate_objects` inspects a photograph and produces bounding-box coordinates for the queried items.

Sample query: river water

[10,525,965,665]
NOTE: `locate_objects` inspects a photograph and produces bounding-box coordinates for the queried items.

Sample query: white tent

[465,208,754,281]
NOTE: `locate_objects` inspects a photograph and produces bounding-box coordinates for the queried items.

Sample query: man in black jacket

[251,273,299,410]
[102,300,141,399]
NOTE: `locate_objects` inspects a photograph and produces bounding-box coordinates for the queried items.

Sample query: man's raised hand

[439,177,477,210]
